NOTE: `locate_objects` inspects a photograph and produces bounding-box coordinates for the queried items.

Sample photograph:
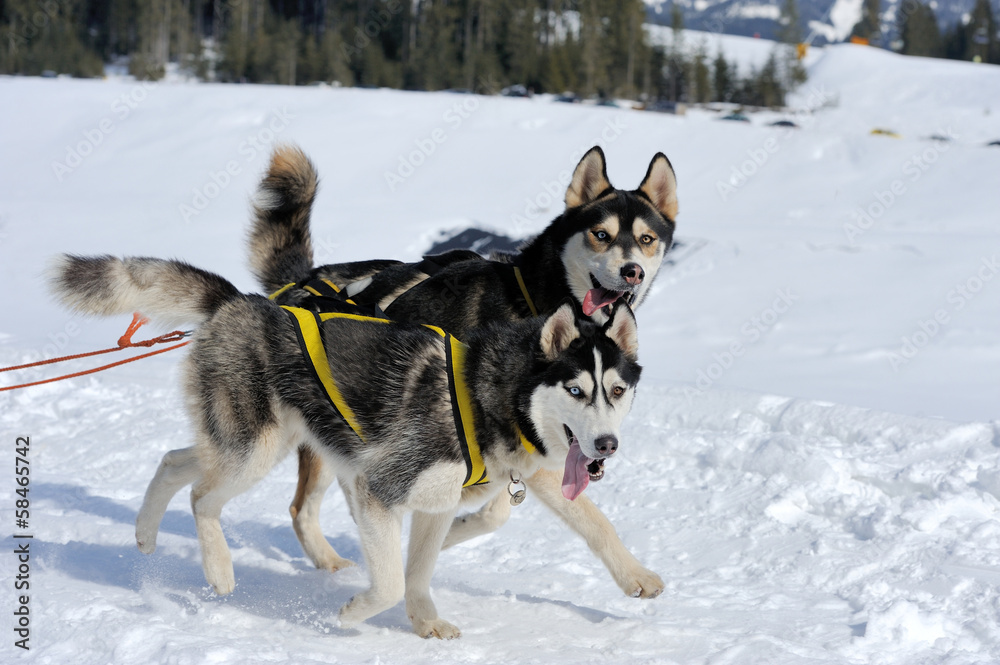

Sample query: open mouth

[561,425,607,501]
[582,274,636,317]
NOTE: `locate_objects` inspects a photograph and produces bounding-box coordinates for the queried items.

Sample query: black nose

[621,263,644,285]
[594,435,618,457]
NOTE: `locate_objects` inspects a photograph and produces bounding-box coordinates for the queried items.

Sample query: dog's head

[525,301,641,501]
[555,147,678,324]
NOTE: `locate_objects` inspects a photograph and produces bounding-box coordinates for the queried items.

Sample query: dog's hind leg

[440,493,511,549]
[136,447,202,554]
[191,422,297,595]
[290,446,354,572]
[338,491,405,628]
[189,468,257,596]
[524,468,664,599]
[405,510,460,639]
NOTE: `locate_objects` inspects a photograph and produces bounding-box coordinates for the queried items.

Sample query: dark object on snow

[927,134,953,142]
[986,140,1000,147]
[642,100,686,115]
[770,120,798,128]
[554,94,580,103]
[426,227,523,257]
[501,84,530,97]
[720,112,751,122]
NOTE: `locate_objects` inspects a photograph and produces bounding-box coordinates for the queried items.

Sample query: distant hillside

[645,0,980,45]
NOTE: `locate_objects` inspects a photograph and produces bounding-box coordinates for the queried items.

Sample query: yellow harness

[282,305,492,488]
[273,272,539,487]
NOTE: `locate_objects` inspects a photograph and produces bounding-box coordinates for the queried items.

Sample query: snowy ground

[1,42,999,664]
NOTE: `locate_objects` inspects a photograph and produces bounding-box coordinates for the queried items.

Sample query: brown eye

[612,386,625,397]
[640,235,655,245]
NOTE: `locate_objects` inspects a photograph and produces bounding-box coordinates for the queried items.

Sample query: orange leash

[0,313,191,392]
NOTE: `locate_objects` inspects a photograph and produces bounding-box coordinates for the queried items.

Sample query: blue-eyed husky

[250,144,677,600]
[50,254,642,638]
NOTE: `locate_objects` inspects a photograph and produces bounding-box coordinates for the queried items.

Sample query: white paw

[135,521,158,554]
[313,552,355,574]
[204,562,235,596]
[135,535,156,555]
[412,617,461,639]
[338,597,367,627]
[621,567,664,599]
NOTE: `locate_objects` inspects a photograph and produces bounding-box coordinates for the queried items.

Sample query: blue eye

[567,386,583,397]
[593,230,609,241]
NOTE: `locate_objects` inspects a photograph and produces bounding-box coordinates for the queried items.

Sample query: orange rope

[0,313,191,392]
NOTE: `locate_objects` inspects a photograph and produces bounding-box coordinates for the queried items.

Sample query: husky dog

[249,145,677,600]
[50,254,642,638]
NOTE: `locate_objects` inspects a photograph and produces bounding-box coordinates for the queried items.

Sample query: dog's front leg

[339,498,405,627]
[406,510,461,639]
[440,493,511,549]
[524,468,664,599]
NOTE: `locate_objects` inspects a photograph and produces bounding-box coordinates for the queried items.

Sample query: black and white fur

[248,144,677,600]
[49,254,642,639]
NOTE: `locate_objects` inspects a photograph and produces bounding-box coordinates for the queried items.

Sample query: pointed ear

[638,152,679,221]
[539,303,581,360]
[565,146,612,209]
[604,302,639,362]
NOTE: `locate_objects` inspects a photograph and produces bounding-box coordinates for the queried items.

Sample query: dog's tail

[49,255,242,327]
[247,144,318,295]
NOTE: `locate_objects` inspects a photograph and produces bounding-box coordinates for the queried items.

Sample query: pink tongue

[582,287,623,317]
[562,440,594,501]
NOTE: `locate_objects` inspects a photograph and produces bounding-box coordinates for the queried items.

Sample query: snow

[2,42,1000,663]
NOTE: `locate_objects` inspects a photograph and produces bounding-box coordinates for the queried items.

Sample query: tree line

[0,0,807,105]
[1,0,993,103]
[854,0,999,64]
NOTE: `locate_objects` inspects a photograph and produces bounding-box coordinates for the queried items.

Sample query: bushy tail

[49,255,242,327]
[247,144,318,294]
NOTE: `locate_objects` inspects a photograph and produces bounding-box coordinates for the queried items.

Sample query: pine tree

[967,0,998,63]
[777,0,806,89]
[666,3,686,101]
[850,0,882,44]
[712,51,734,103]
[691,40,710,103]
[0,0,104,76]
[899,2,941,58]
